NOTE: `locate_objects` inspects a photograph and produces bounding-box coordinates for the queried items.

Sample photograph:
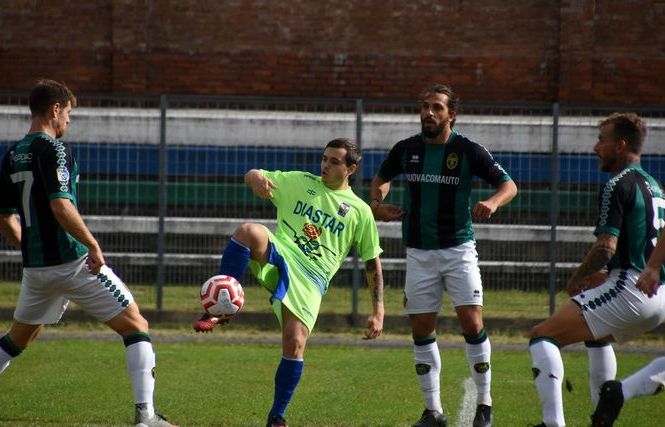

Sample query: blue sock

[269,357,304,418]
[219,238,250,280]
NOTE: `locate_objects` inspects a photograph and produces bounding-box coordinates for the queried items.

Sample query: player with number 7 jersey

[0,132,88,267]
[0,79,176,427]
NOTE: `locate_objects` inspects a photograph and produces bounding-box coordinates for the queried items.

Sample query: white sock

[622,356,665,401]
[414,341,443,413]
[530,339,565,427]
[0,347,12,374]
[586,343,616,406]
[465,336,492,406]
[126,341,156,416]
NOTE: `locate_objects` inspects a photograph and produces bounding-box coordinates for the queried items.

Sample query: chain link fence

[1,93,664,315]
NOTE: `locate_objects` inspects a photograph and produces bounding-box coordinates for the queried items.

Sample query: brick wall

[1,0,663,104]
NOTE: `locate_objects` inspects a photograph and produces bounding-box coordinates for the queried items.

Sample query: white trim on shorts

[404,241,483,314]
[14,256,134,324]
[572,268,665,343]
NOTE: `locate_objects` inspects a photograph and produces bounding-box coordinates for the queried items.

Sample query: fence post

[548,102,560,315]
[351,99,364,323]
[156,95,168,311]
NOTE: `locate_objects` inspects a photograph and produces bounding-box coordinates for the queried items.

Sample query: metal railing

[1,92,664,316]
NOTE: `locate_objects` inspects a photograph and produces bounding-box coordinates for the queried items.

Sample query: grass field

[0,281,568,319]
[1,282,664,426]
[0,332,661,427]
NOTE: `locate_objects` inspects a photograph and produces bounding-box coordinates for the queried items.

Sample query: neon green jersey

[262,169,382,294]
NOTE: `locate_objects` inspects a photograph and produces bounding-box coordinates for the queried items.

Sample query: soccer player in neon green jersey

[370,84,517,427]
[530,113,665,427]
[194,138,385,427]
[0,80,176,427]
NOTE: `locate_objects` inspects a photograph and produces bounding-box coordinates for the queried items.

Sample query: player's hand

[250,175,277,199]
[636,266,661,298]
[472,200,497,221]
[362,313,383,340]
[86,246,106,275]
[373,203,403,222]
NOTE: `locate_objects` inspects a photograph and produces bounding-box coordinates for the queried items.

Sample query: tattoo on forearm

[365,260,384,304]
[575,243,615,278]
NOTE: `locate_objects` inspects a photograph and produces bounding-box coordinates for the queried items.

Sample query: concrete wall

[1,1,664,104]
[2,106,665,154]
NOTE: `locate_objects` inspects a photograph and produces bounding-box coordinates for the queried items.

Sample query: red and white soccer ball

[199,275,245,319]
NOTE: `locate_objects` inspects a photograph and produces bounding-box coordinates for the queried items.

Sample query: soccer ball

[199,275,245,319]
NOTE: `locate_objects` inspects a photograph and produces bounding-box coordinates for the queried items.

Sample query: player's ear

[50,102,61,119]
[347,163,358,176]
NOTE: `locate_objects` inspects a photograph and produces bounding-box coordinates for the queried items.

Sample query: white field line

[453,377,476,427]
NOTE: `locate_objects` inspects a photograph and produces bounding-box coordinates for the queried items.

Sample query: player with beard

[369,84,517,427]
[529,113,665,427]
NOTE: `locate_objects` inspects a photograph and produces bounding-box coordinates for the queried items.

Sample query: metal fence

[1,92,664,315]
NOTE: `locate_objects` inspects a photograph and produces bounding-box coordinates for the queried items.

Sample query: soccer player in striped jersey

[528,113,665,427]
[589,228,665,426]
[369,84,517,427]
[0,80,176,427]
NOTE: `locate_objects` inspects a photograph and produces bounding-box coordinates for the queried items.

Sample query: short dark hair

[421,84,459,127]
[29,79,77,118]
[325,138,362,166]
[599,112,647,154]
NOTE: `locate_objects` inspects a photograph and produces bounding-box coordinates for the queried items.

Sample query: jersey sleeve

[37,139,76,201]
[469,142,512,186]
[594,177,633,237]
[355,205,383,262]
[260,169,302,207]
[377,141,405,182]
[0,152,18,214]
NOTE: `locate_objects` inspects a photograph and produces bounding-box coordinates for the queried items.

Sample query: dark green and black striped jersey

[0,132,88,267]
[594,163,665,281]
[378,131,512,249]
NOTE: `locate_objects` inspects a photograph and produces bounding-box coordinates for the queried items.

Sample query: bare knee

[410,313,437,339]
[529,324,544,340]
[282,334,307,359]
[233,223,264,244]
[456,305,484,335]
[233,223,269,260]
[106,304,149,336]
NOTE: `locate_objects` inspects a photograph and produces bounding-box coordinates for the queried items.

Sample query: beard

[421,120,445,138]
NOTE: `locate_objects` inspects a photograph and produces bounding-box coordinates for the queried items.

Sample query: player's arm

[363,256,384,340]
[369,175,403,221]
[50,198,105,274]
[566,233,617,296]
[0,213,21,249]
[245,169,277,199]
[472,179,517,220]
[636,233,665,297]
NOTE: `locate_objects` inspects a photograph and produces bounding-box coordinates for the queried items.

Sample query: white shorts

[572,269,665,343]
[404,242,483,314]
[14,256,134,325]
